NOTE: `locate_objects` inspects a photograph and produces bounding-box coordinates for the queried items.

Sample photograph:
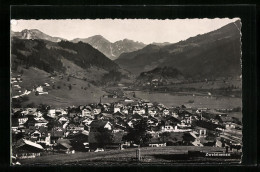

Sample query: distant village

[11,95,242,164]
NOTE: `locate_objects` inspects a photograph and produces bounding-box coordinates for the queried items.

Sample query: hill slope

[72,35,146,60]
[11,38,132,107]
[115,20,242,79]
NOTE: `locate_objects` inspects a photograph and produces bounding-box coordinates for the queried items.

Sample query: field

[11,67,108,108]
[11,67,242,110]
[131,91,242,109]
[18,146,241,166]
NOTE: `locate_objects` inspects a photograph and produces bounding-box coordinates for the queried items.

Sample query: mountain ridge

[71,35,146,60]
[115,20,242,79]
[11,29,67,42]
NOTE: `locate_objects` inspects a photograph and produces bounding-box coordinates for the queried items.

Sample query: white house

[81,108,92,117]
[36,86,43,93]
[133,109,145,115]
[148,109,157,116]
[34,117,48,127]
[161,125,176,132]
[163,109,170,115]
[93,108,101,115]
[114,107,121,113]
[48,109,56,118]
[122,109,129,114]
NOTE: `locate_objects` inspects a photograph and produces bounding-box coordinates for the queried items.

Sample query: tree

[94,128,114,148]
[182,132,195,145]
[68,85,72,90]
[124,119,152,146]
[160,132,170,142]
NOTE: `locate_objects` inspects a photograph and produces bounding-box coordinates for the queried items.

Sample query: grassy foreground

[19,146,241,165]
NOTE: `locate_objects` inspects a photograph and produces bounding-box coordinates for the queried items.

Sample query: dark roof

[15,139,44,152]
[56,142,72,149]
[84,106,92,111]
[150,126,161,132]
[57,138,71,144]
[67,131,89,141]
[131,113,143,120]
[90,120,110,128]
[113,111,125,117]
[219,116,233,122]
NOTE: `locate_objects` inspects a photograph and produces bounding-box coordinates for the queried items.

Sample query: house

[89,120,113,132]
[54,139,74,154]
[13,139,44,159]
[16,115,28,125]
[95,113,113,121]
[218,116,234,124]
[122,108,129,115]
[163,109,170,115]
[50,126,64,143]
[82,118,93,126]
[148,138,166,147]
[224,122,236,129]
[148,108,157,116]
[58,116,69,124]
[11,118,19,133]
[48,109,56,118]
[114,106,121,113]
[88,130,124,150]
[81,106,92,117]
[113,111,125,119]
[67,130,89,151]
[93,108,102,115]
[24,117,48,128]
[147,116,159,126]
[161,125,176,132]
[133,108,145,115]
[124,98,134,103]
[130,113,143,120]
[194,127,207,137]
[36,86,43,93]
[34,117,48,127]
[55,109,68,116]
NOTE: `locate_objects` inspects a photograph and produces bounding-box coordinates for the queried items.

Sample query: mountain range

[11,37,132,86]
[11,29,67,42]
[71,36,146,60]
[11,29,147,60]
[115,20,242,80]
[10,20,242,107]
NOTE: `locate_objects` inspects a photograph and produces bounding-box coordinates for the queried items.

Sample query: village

[11,95,242,164]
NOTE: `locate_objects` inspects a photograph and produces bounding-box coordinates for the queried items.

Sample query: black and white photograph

[10,18,243,165]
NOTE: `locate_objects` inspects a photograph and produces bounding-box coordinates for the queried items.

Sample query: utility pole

[136,147,141,162]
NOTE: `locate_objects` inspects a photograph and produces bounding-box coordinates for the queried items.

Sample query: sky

[10,18,239,44]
